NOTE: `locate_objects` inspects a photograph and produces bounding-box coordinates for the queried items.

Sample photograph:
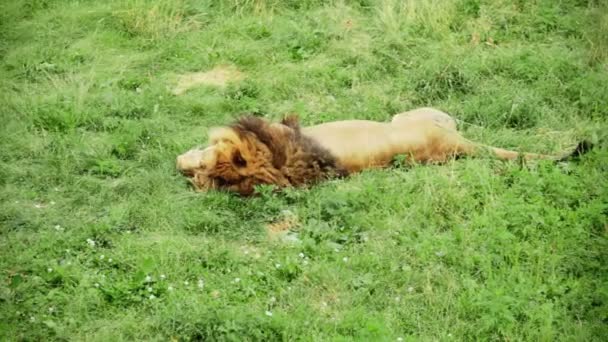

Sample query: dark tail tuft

[558,140,594,162]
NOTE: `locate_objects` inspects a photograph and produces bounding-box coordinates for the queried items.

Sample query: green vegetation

[1,0,607,340]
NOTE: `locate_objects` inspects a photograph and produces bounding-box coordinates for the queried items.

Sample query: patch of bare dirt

[171,65,244,95]
[265,210,300,242]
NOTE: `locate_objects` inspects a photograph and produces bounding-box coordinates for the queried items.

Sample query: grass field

[1,0,608,340]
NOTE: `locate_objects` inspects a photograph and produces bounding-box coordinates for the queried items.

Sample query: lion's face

[176,117,295,195]
[176,137,253,194]
[175,146,216,177]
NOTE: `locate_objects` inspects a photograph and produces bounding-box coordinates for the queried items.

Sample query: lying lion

[176,107,591,196]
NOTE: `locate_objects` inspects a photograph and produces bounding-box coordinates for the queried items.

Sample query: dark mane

[287,118,347,181]
[230,114,347,188]
[230,115,286,168]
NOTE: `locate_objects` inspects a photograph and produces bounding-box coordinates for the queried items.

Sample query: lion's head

[176,115,344,196]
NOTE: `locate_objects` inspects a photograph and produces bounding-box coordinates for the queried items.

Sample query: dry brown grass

[171,65,244,95]
[113,0,201,40]
[265,210,299,241]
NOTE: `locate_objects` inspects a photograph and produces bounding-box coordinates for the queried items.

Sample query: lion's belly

[303,120,429,173]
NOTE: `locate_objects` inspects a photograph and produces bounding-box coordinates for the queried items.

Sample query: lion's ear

[281,113,300,130]
[231,149,247,168]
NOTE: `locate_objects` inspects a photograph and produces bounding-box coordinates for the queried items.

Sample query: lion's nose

[176,153,198,176]
[177,148,209,176]
[176,155,190,175]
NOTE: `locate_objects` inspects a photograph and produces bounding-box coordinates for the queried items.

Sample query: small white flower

[50,201,56,205]
[149,294,156,300]
[108,258,113,262]
[244,250,249,255]
[145,275,152,283]
[99,255,105,260]
[30,316,36,322]
[395,296,401,302]
[34,203,44,209]
[334,248,340,253]
[197,279,204,289]
[168,285,174,291]
[183,280,189,286]
[147,287,153,292]
[275,263,281,269]
[435,251,445,257]
[265,310,273,317]
[397,338,403,342]
[407,286,414,293]
[269,296,276,303]
[48,307,55,313]
[298,253,305,258]
[54,225,62,231]
[160,274,166,280]
[86,239,96,247]
[47,268,53,273]
[94,283,100,288]
[233,278,240,283]
[448,333,452,337]
[126,230,131,234]
[303,260,309,265]
[342,257,348,262]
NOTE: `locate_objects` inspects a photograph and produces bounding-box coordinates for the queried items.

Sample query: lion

[176,107,591,196]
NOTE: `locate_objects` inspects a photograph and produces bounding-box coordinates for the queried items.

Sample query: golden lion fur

[176,107,590,195]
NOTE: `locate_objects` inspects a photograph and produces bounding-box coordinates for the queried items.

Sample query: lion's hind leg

[391,107,457,131]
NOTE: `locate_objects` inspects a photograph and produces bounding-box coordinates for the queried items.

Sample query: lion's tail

[473,140,593,162]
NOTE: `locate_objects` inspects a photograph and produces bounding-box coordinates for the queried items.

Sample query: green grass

[1,0,607,340]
